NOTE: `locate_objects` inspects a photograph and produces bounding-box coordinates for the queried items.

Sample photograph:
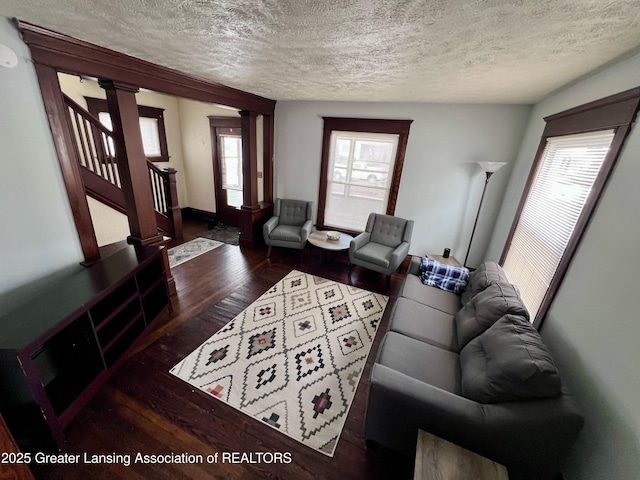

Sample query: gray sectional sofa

[365,257,584,479]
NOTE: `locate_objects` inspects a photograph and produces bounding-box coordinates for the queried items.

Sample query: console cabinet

[0,245,171,450]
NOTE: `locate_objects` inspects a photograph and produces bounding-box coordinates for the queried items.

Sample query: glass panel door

[210,119,243,227]
[220,134,243,208]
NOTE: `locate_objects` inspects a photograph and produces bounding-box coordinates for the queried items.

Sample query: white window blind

[98,112,161,157]
[138,117,161,156]
[503,130,615,319]
[324,131,399,231]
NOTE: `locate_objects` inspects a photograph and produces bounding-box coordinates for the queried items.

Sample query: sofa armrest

[349,232,371,257]
[389,242,410,271]
[369,364,483,433]
[263,217,279,237]
[301,219,313,242]
[408,256,422,276]
[367,364,584,477]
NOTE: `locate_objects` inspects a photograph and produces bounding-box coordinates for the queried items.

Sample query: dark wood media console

[0,245,171,451]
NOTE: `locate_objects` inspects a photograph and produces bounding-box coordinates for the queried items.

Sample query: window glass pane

[97,112,115,157]
[220,134,243,208]
[98,112,112,130]
[97,112,162,159]
[503,130,614,319]
[325,131,399,231]
[138,117,161,156]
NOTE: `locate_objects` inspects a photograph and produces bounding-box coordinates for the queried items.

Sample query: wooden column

[263,113,275,204]
[99,80,174,295]
[240,110,259,210]
[99,80,162,246]
[34,64,100,263]
[239,111,261,248]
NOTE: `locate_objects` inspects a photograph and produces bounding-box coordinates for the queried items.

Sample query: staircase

[63,94,182,239]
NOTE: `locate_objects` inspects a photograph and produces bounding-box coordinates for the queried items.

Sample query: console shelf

[0,245,171,450]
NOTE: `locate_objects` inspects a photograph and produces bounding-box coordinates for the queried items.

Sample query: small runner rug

[170,270,388,456]
[168,238,223,268]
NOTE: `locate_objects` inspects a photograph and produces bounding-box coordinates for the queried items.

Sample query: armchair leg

[386,275,391,290]
[267,246,272,258]
[349,263,354,276]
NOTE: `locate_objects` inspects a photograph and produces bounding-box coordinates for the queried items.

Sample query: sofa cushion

[420,257,470,294]
[389,298,459,352]
[278,199,310,226]
[455,282,529,348]
[353,242,394,268]
[400,274,461,315]
[460,261,511,305]
[268,225,302,242]
[460,315,561,403]
[376,332,461,394]
[369,215,408,247]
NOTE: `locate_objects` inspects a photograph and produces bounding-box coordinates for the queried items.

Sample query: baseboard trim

[181,207,217,223]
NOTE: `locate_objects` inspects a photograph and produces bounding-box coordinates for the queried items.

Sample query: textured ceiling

[2,1,640,104]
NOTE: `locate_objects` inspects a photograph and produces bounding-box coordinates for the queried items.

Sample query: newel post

[99,79,162,245]
[99,79,175,295]
[163,168,183,240]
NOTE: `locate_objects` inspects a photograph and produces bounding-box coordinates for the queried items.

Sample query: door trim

[209,116,242,227]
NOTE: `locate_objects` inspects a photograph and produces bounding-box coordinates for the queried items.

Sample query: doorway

[210,117,243,227]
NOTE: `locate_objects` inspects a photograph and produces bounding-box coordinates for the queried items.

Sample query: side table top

[308,230,353,251]
[427,254,463,268]
[414,430,508,480]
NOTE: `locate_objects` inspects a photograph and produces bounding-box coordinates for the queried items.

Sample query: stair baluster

[62,94,182,239]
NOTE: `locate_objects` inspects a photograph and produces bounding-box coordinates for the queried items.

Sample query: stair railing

[63,94,183,239]
[64,94,120,188]
[148,163,183,239]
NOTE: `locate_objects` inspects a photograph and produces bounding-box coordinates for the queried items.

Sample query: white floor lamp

[464,161,507,267]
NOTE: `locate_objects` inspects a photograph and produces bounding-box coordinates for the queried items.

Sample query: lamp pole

[464,162,507,267]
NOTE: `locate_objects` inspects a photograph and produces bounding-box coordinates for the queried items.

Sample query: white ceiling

[2,0,640,104]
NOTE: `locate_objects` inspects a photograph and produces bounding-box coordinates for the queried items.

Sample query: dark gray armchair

[349,213,413,288]
[263,199,313,258]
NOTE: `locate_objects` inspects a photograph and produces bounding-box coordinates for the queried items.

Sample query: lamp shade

[477,161,507,173]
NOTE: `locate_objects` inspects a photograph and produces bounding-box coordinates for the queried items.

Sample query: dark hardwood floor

[32,221,415,479]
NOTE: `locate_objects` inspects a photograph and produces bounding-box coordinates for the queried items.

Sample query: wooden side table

[427,254,462,268]
[414,430,508,480]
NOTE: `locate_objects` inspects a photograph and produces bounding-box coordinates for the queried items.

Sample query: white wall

[0,18,83,299]
[486,51,640,480]
[86,196,130,246]
[274,101,530,263]
[177,98,239,213]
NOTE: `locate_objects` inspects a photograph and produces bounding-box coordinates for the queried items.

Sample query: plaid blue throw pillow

[420,257,469,294]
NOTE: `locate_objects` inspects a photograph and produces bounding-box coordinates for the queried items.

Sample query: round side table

[308,230,354,265]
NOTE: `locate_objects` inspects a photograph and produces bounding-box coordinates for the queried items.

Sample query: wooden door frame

[18,21,276,262]
[209,116,242,227]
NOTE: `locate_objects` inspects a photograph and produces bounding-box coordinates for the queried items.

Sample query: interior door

[210,117,242,227]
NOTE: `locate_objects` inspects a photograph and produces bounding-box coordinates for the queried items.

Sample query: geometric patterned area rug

[168,237,223,268]
[170,270,388,456]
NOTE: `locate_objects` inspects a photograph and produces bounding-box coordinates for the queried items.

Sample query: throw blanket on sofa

[420,257,469,294]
